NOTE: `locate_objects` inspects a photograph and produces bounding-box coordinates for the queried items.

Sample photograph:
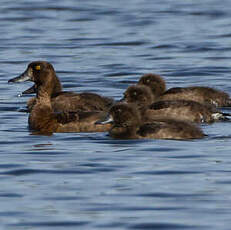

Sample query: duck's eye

[34,65,41,70]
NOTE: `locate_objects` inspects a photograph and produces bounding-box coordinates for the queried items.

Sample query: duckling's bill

[95,114,114,125]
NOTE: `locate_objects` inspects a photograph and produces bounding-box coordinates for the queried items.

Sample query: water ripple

[1,167,117,176]
[10,221,89,227]
[1,1,231,230]
[128,223,204,230]
[0,193,22,198]
[134,170,202,175]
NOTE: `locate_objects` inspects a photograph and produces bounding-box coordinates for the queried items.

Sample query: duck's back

[50,91,113,112]
[137,119,204,140]
[29,97,112,134]
[159,86,231,107]
[143,100,226,123]
[55,110,112,133]
[27,91,114,113]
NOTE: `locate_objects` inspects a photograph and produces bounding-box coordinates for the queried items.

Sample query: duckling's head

[109,103,141,127]
[138,73,166,97]
[122,85,154,108]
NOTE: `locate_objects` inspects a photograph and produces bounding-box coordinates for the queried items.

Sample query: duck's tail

[224,98,231,107]
[212,112,231,121]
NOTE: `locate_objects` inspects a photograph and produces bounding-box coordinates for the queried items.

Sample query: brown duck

[138,73,231,107]
[8,61,114,112]
[28,87,111,134]
[122,84,230,123]
[97,103,205,140]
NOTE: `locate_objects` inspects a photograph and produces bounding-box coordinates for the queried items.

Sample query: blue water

[1,0,231,229]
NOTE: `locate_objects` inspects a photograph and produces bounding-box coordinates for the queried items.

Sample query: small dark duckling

[98,103,204,140]
[29,88,112,134]
[138,73,231,107]
[122,84,230,123]
[121,84,154,108]
[138,73,166,99]
[8,61,114,112]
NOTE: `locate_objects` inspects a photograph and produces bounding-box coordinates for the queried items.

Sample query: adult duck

[8,61,114,112]
[28,87,111,134]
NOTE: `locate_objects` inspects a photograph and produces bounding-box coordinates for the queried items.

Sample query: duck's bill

[95,114,114,125]
[8,69,32,83]
[22,85,36,94]
[119,97,126,102]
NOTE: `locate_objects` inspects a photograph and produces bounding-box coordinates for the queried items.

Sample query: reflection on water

[1,0,231,229]
[31,143,54,151]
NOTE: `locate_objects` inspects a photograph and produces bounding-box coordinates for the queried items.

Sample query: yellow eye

[35,65,41,70]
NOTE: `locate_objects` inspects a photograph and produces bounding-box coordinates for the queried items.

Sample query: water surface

[1,0,231,229]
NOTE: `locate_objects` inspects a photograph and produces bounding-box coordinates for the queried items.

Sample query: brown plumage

[28,88,112,134]
[98,103,204,140]
[122,84,154,108]
[138,73,231,107]
[147,100,230,123]
[138,73,166,99]
[122,84,229,123]
[8,61,114,113]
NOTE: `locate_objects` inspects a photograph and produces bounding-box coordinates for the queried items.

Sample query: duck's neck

[111,115,141,139]
[137,96,154,109]
[149,82,166,98]
[36,72,55,99]
[36,87,52,109]
[52,74,62,95]
[29,88,57,133]
[110,125,138,139]
[35,72,62,97]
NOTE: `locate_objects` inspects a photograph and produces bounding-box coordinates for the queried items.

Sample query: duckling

[138,73,231,107]
[122,84,230,123]
[97,103,204,140]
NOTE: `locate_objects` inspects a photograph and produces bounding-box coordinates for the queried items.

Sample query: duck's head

[8,61,62,95]
[122,85,154,108]
[9,61,54,83]
[138,73,166,97]
[99,103,141,127]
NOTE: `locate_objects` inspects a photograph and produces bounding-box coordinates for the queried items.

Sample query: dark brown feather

[137,73,231,107]
[107,103,204,140]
